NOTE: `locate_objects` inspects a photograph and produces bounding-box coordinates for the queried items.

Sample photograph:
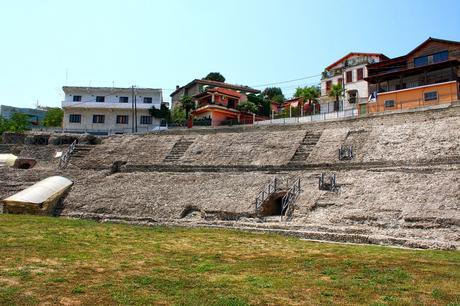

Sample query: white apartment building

[319,53,388,113]
[62,86,163,135]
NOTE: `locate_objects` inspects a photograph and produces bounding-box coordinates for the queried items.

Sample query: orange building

[363,37,460,114]
[192,87,266,126]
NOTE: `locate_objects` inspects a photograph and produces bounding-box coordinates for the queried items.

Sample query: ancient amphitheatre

[1,103,459,250]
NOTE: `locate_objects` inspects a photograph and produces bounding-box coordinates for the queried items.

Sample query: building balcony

[366,59,458,82]
[62,101,159,110]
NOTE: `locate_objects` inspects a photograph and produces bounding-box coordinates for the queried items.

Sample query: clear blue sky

[1,0,459,108]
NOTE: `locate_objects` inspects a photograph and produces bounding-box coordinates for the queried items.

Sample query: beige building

[62,86,164,135]
[320,53,388,113]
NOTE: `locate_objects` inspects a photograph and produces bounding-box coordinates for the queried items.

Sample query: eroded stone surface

[1,105,459,249]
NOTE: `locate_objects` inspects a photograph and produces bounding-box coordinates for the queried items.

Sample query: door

[360,104,367,116]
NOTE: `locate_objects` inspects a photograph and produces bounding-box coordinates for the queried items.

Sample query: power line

[251,74,322,88]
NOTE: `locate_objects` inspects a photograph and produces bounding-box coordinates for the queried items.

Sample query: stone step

[162,138,195,163]
[0,144,12,153]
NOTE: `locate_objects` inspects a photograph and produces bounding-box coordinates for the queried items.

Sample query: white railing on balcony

[62,101,159,109]
[255,108,359,126]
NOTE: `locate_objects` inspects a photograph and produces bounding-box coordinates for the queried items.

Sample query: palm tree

[294,86,320,116]
[329,83,343,112]
[180,95,195,119]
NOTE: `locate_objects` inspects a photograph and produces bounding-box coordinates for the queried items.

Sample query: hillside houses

[54,37,459,133]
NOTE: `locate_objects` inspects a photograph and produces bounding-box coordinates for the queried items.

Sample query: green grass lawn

[0,215,459,305]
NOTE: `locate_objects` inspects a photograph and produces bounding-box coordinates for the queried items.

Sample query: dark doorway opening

[17,163,31,169]
[259,192,286,216]
[13,159,37,170]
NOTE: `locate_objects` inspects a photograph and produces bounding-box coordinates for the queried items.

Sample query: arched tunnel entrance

[13,158,37,169]
[259,191,287,217]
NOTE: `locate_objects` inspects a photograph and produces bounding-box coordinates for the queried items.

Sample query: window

[433,50,448,63]
[357,68,364,81]
[348,91,358,104]
[384,100,395,108]
[119,96,129,103]
[337,78,343,86]
[116,115,129,124]
[69,114,81,123]
[326,80,332,92]
[92,115,105,123]
[414,55,428,67]
[424,91,438,101]
[346,71,353,83]
[140,116,152,124]
[72,95,82,102]
[143,97,153,104]
[96,96,105,102]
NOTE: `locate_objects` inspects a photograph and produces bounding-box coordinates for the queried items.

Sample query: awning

[0,154,18,167]
[3,176,73,205]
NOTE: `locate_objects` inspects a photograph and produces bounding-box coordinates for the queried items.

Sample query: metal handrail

[281,178,301,220]
[319,173,337,191]
[255,177,277,211]
[58,139,78,169]
[338,145,353,160]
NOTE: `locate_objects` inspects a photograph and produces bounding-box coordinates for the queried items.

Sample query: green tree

[237,101,258,113]
[171,105,186,125]
[329,83,343,112]
[271,94,285,105]
[149,104,171,121]
[180,95,196,119]
[294,86,320,116]
[203,72,225,83]
[0,116,9,137]
[8,113,29,132]
[262,87,285,103]
[43,108,64,127]
[247,94,270,116]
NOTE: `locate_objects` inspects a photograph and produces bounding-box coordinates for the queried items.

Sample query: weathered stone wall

[75,134,182,168]
[2,105,460,249]
[180,131,305,166]
[73,105,460,169]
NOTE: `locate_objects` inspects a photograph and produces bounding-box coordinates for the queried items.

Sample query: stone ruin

[1,104,459,250]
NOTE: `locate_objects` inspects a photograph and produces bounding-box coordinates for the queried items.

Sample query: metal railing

[255,177,278,211]
[319,173,337,191]
[58,139,77,169]
[281,178,301,221]
[35,124,169,135]
[257,108,358,125]
[338,145,353,160]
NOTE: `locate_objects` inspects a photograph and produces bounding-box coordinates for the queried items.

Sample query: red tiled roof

[170,79,260,97]
[192,104,240,116]
[206,87,242,99]
[325,52,389,71]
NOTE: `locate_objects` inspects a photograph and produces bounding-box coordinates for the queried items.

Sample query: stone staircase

[163,137,195,163]
[0,144,13,154]
[288,132,322,165]
[68,144,94,166]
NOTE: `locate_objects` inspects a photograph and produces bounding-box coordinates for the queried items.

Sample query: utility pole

[134,92,138,133]
[131,86,135,133]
